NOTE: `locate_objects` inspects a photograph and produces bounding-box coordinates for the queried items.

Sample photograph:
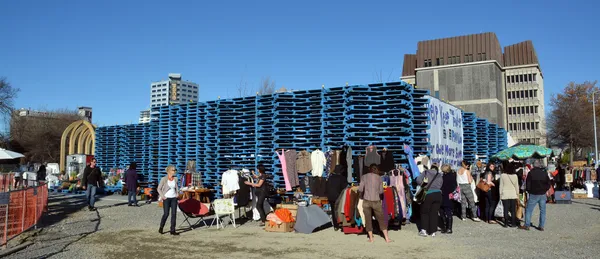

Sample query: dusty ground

[4,193,600,259]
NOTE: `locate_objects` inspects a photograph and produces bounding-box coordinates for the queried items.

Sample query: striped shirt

[359,172,384,201]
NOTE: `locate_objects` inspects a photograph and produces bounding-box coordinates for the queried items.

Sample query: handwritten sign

[426,97,464,170]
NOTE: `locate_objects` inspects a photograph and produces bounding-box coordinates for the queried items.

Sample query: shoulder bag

[414,171,440,204]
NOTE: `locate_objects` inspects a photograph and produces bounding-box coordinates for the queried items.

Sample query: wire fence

[0,179,48,247]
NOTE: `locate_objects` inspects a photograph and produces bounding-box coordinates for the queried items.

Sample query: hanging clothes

[285,149,299,188]
[276,150,292,191]
[221,169,240,196]
[340,145,354,183]
[330,150,340,173]
[236,175,251,207]
[379,150,395,172]
[353,156,367,181]
[390,168,407,218]
[296,150,312,174]
[310,149,327,177]
[365,146,380,166]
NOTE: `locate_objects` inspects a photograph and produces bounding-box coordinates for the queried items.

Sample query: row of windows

[507,89,538,99]
[507,73,536,84]
[508,105,539,115]
[152,98,168,102]
[152,93,168,98]
[424,52,487,67]
[517,138,541,145]
[152,83,198,89]
[509,122,540,131]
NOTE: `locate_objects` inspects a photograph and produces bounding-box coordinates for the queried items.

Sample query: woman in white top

[457,161,481,222]
[500,161,519,228]
[158,165,179,235]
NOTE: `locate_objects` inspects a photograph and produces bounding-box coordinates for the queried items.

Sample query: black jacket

[526,167,550,195]
[82,166,102,187]
[326,174,348,202]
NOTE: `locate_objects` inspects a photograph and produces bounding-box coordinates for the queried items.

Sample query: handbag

[450,186,461,202]
[414,171,440,204]
[476,179,490,192]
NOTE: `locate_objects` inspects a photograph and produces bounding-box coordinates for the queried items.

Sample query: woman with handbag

[440,164,457,234]
[416,164,443,237]
[479,163,497,224]
[500,161,519,228]
[158,165,180,235]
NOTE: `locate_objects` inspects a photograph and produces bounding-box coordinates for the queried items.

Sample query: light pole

[594,91,598,168]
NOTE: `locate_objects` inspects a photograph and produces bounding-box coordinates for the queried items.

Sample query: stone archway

[60,120,96,172]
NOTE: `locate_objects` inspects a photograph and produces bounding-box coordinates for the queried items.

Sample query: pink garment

[390,171,408,218]
[277,150,292,191]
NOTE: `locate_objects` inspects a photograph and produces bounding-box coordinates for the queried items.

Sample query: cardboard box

[265,222,295,233]
[573,193,588,199]
[276,204,298,218]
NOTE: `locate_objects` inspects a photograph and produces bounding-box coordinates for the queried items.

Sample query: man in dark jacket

[82,158,102,211]
[326,165,348,231]
[520,160,550,231]
[125,162,139,206]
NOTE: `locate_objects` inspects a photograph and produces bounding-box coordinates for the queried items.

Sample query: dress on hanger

[285,149,299,188]
[276,150,292,191]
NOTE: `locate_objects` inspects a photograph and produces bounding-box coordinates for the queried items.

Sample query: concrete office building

[401,32,546,146]
[150,73,199,108]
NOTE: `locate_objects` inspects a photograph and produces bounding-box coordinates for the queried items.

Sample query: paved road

[5,193,600,259]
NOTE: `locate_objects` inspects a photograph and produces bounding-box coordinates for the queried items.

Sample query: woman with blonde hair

[158,165,179,235]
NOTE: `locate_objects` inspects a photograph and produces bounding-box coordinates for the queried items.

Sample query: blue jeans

[525,194,546,228]
[128,189,138,205]
[86,184,97,208]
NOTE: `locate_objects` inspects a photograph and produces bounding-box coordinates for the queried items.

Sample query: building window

[536,122,539,130]
[522,123,526,130]
[529,90,533,98]
[436,58,441,66]
[533,74,537,82]
[526,106,530,114]
[524,90,528,98]
[520,74,524,82]
[534,90,538,97]
[528,74,533,82]
[535,106,538,113]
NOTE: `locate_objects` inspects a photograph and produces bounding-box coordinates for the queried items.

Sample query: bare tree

[10,108,81,163]
[0,77,20,118]
[258,76,276,95]
[547,80,598,165]
[236,74,251,97]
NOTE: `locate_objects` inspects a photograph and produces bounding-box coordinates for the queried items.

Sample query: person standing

[417,164,443,237]
[500,161,519,228]
[245,165,269,227]
[125,162,139,206]
[520,160,550,231]
[457,161,480,221]
[481,163,497,224]
[82,158,102,211]
[36,164,47,186]
[13,169,22,189]
[359,164,391,243]
[440,164,457,234]
[158,165,179,235]
[326,165,348,231]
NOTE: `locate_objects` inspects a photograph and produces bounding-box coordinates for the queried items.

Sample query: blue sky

[1,0,599,128]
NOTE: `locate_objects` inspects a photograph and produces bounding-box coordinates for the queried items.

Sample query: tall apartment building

[150,73,199,108]
[401,32,546,146]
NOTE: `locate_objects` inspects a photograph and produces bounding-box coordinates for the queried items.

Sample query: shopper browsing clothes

[500,161,519,228]
[481,163,497,224]
[440,164,457,234]
[520,160,550,231]
[457,160,480,221]
[358,164,392,243]
[417,163,443,237]
[326,165,348,231]
[82,158,102,211]
[125,162,139,206]
[245,164,269,227]
[158,165,179,235]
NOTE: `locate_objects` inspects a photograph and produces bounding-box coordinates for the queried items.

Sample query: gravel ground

[4,193,600,259]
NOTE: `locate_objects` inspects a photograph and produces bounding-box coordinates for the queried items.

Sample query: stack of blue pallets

[462,112,478,164]
[95,81,507,196]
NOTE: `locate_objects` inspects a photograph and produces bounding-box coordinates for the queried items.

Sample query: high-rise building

[139,110,151,124]
[401,32,546,146]
[150,73,199,108]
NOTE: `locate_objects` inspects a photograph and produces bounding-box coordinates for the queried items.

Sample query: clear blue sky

[1,0,598,128]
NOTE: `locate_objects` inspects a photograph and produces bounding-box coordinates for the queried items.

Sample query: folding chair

[178,198,210,229]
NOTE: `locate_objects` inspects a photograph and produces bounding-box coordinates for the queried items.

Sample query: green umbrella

[492,144,554,161]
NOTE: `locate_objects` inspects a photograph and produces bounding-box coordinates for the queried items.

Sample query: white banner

[426,97,464,170]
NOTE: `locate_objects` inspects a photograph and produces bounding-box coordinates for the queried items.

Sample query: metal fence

[0,182,48,246]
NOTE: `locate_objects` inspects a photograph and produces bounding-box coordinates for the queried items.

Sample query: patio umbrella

[491,144,553,161]
[0,148,24,160]
[294,205,331,234]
